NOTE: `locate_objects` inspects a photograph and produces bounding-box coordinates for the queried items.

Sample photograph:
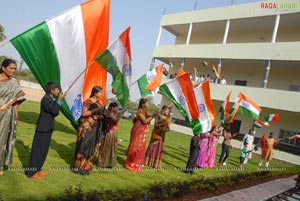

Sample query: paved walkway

[201,175,298,201]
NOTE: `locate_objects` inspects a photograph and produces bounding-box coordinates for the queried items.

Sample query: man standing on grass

[26,82,66,179]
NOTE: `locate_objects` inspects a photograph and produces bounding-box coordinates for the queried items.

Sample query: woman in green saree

[0,59,25,176]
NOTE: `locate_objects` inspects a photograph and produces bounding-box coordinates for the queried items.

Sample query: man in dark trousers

[185,133,200,175]
[26,82,66,179]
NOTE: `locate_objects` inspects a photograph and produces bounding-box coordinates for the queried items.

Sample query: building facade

[153,0,300,152]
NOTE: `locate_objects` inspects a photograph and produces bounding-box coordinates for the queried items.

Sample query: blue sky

[0,0,259,104]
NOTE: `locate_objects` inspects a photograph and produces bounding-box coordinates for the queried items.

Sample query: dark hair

[138,98,148,109]
[223,127,231,134]
[1,59,17,73]
[108,102,118,110]
[161,105,168,111]
[45,82,59,93]
[210,125,216,133]
[243,141,248,146]
[90,86,102,98]
[269,132,274,138]
[249,129,254,134]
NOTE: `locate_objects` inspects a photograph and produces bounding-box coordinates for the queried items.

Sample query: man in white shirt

[240,129,255,164]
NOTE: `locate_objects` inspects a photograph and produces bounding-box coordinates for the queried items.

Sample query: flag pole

[64,60,95,94]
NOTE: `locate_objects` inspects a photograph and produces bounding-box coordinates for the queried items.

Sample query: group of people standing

[0,58,282,179]
[124,98,172,173]
[0,59,173,178]
[185,126,224,175]
[185,126,281,175]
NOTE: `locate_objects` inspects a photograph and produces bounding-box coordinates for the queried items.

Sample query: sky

[0,0,260,104]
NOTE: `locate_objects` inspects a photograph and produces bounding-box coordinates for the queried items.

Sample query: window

[288,85,300,92]
[279,129,300,147]
[234,80,247,86]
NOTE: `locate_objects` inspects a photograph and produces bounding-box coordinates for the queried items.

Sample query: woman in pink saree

[196,132,210,168]
[205,126,221,168]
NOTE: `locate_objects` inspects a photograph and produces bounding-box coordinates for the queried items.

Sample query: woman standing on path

[0,59,25,176]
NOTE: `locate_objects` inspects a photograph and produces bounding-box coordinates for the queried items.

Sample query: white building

[153,0,300,152]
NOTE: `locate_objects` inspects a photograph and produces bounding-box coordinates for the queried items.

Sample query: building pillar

[186,23,193,45]
[263,14,280,88]
[216,19,230,83]
[180,58,185,69]
[262,60,271,88]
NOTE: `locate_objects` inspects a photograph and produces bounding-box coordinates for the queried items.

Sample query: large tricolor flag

[159,73,201,134]
[95,27,132,108]
[219,91,231,120]
[137,64,164,97]
[10,0,110,127]
[194,81,216,133]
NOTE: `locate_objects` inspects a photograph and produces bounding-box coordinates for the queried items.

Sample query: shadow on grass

[15,140,31,168]
[164,144,189,159]
[116,144,128,165]
[50,140,75,165]
[18,111,75,135]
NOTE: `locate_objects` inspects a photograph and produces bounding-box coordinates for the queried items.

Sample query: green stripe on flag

[10,22,77,127]
[190,119,202,134]
[95,49,129,108]
[160,83,202,135]
[137,74,151,97]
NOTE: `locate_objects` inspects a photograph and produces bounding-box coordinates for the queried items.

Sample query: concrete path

[201,175,298,201]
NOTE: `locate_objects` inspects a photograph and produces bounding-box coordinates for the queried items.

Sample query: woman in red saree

[124,98,155,173]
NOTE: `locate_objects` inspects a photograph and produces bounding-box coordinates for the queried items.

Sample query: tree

[0,56,8,65]
[0,24,6,42]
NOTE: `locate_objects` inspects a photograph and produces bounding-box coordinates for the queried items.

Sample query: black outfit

[219,143,230,164]
[185,135,200,174]
[26,94,61,177]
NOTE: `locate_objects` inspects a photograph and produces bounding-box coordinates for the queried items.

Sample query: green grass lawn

[0,101,298,200]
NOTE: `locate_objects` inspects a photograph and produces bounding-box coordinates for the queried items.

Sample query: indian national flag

[146,64,164,91]
[194,81,216,133]
[254,119,270,128]
[10,0,110,127]
[137,64,164,97]
[95,27,132,108]
[264,114,280,122]
[237,93,262,120]
[219,91,231,120]
[159,73,201,134]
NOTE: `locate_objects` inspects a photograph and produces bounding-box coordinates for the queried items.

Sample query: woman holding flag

[144,104,171,169]
[258,132,281,167]
[125,98,156,173]
[72,86,104,175]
